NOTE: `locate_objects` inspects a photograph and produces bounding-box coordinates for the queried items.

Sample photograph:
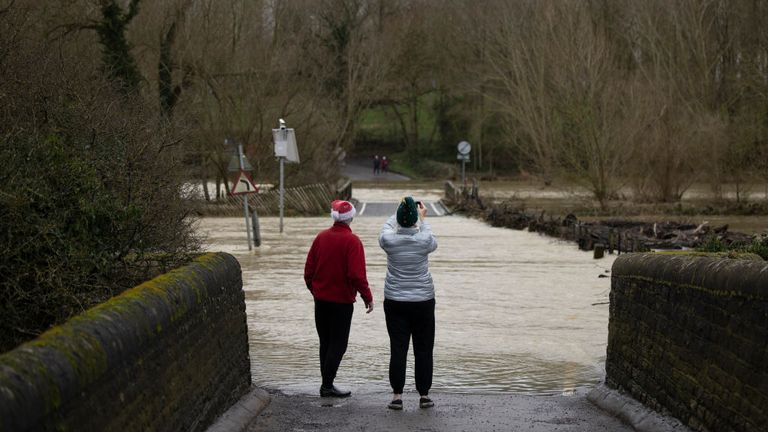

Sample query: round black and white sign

[457,141,471,155]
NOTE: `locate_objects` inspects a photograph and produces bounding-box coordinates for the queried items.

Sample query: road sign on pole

[458,141,471,155]
[273,122,300,163]
[231,142,254,250]
[457,141,471,185]
[273,119,300,233]
[227,153,254,173]
[230,170,258,195]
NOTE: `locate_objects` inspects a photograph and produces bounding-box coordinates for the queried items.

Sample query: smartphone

[416,201,423,208]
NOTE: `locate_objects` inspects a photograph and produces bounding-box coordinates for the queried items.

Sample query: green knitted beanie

[397,196,419,227]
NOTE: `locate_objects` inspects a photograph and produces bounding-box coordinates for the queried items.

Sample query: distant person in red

[381,156,389,173]
[304,200,374,398]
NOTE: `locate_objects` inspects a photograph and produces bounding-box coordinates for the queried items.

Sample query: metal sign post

[457,141,472,186]
[228,138,259,248]
[279,155,285,233]
[238,143,253,250]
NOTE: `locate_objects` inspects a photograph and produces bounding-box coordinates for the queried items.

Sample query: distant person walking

[373,155,381,175]
[379,197,438,410]
[304,200,374,398]
[381,156,389,173]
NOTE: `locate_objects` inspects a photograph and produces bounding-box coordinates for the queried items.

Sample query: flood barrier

[0,253,250,432]
[607,253,768,432]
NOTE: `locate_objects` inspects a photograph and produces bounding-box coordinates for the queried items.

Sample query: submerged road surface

[200,210,615,395]
[199,186,630,430]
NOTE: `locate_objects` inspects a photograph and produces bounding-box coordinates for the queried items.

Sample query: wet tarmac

[247,390,631,431]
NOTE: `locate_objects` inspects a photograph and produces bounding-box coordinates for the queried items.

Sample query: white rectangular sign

[273,128,300,163]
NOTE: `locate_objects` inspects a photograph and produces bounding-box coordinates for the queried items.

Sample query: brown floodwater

[199,208,615,396]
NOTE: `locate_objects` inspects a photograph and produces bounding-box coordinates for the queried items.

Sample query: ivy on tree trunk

[95,0,142,93]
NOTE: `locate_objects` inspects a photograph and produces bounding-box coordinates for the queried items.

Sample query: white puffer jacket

[379,215,438,302]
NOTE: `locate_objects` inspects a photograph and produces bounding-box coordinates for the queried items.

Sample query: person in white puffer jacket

[379,196,438,411]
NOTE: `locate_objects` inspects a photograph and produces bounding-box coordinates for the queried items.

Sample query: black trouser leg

[315,300,353,388]
[412,299,435,396]
[384,299,411,394]
[315,305,331,384]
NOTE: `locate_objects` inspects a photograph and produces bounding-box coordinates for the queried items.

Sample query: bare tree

[626,0,764,202]
[484,1,639,206]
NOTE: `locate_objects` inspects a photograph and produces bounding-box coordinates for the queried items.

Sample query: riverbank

[454,196,764,253]
[383,179,767,234]
[443,180,766,256]
[247,389,632,432]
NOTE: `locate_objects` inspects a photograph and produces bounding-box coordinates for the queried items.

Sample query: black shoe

[419,396,434,409]
[320,385,351,398]
[388,399,403,410]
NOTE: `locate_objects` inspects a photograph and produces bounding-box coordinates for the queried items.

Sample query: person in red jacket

[304,200,374,398]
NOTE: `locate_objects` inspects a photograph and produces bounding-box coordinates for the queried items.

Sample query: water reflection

[199,213,614,395]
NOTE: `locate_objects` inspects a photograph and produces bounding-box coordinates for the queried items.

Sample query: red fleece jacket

[304,222,373,304]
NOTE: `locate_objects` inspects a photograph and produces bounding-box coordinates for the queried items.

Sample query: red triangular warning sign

[231,171,258,195]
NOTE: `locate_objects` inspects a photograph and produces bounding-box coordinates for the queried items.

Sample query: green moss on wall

[0,252,246,432]
[654,250,764,261]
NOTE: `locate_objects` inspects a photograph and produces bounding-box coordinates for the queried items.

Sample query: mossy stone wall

[0,252,250,432]
[608,253,768,432]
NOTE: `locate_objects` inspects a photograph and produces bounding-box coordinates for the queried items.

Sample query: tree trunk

[410,91,419,156]
[202,178,210,201]
[95,0,142,92]
[159,21,178,116]
[201,156,210,201]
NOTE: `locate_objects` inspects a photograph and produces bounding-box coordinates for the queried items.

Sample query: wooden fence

[191,182,349,217]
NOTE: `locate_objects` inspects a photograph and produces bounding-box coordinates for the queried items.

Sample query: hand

[365,300,374,314]
[417,202,427,220]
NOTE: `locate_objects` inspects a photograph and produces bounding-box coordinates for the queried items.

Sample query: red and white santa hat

[331,200,356,222]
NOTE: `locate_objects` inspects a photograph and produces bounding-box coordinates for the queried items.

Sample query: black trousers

[384,298,435,395]
[314,299,354,388]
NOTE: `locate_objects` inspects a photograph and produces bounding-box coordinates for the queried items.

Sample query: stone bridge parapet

[0,252,250,432]
[608,253,768,432]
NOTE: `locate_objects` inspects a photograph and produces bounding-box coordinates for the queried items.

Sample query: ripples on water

[199,212,615,396]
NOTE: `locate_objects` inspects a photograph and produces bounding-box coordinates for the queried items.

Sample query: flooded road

[200,206,615,396]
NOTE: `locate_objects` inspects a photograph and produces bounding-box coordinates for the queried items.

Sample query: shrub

[0,36,200,352]
[697,235,728,253]
[696,235,768,261]
[743,236,768,260]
